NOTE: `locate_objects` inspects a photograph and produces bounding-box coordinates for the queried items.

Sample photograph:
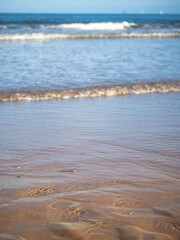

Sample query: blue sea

[0,14,180,240]
[0,14,180,101]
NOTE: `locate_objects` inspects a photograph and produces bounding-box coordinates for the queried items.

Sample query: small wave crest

[1,22,180,30]
[1,82,179,102]
[1,32,180,41]
[0,22,138,30]
[60,22,137,30]
[0,25,8,29]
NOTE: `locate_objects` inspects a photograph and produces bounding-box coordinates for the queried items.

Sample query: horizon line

[0,12,180,14]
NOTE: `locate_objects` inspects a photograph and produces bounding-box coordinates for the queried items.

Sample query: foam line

[1,81,179,102]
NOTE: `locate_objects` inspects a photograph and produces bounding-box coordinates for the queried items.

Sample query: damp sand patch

[19,180,124,197]
[57,168,76,173]
[116,225,174,240]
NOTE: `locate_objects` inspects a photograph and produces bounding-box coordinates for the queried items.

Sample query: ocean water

[0,14,180,101]
[0,14,180,240]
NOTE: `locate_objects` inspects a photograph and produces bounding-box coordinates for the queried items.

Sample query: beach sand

[0,94,180,240]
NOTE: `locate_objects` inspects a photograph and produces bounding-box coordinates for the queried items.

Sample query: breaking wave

[1,32,180,41]
[0,81,179,102]
[1,22,180,30]
[60,22,137,30]
[0,22,140,30]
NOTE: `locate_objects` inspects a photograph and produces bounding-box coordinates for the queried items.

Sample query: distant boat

[160,10,163,15]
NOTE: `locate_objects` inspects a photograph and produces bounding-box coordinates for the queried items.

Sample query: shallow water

[0,94,180,239]
[0,38,180,102]
[0,13,180,240]
[0,14,180,98]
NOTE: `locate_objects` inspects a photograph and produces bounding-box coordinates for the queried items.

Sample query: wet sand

[0,94,180,239]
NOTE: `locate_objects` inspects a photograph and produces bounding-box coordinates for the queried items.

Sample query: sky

[0,0,180,14]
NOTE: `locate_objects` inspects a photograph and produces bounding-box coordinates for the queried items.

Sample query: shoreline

[0,94,180,239]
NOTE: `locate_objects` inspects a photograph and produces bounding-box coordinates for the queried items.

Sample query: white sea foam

[0,32,180,41]
[38,24,62,29]
[0,33,67,41]
[60,22,137,30]
[0,25,8,29]
[1,82,180,102]
[0,22,139,30]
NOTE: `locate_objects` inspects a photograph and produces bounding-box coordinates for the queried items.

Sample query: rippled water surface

[0,94,180,239]
[0,14,180,240]
[0,14,180,101]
